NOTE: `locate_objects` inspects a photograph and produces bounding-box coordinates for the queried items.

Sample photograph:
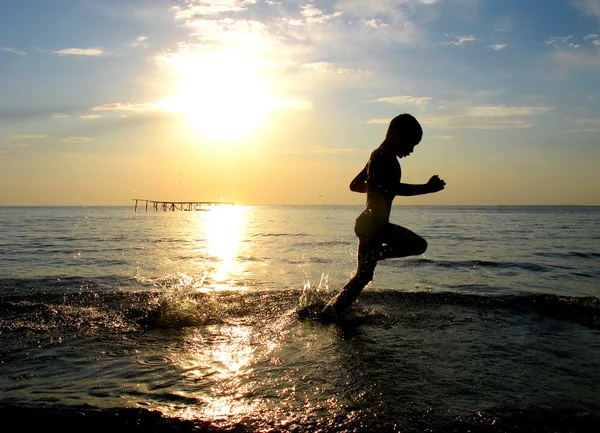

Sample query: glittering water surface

[1,206,599,432]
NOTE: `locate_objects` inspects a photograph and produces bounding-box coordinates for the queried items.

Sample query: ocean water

[0,205,599,432]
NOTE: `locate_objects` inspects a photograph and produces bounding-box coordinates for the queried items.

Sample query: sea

[0,205,599,432]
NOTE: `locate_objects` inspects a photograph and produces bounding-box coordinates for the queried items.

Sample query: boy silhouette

[323,113,445,316]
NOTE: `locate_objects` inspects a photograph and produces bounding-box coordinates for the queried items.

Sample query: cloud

[171,0,258,18]
[336,0,439,16]
[367,105,556,130]
[286,146,365,155]
[488,44,507,51]
[179,18,278,55]
[80,115,102,119]
[161,0,429,115]
[4,142,33,148]
[53,113,70,119]
[430,135,456,139]
[92,102,157,111]
[61,137,93,143]
[301,61,366,75]
[0,47,27,56]
[466,105,555,117]
[370,95,432,107]
[298,4,343,24]
[584,34,600,45]
[545,35,573,45]
[572,117,600,124]
[439,35,477,47]
[171,0,423,66]
[564,117,600,132]
[9,134,47,139]
[421,117,536,129]
[132,36,149,47]
[545,35,582,48]
[572,0,600,18]
[302,4,324,18]
[553,49,600,69]
[53,48,105,56]
[290,61,371,92]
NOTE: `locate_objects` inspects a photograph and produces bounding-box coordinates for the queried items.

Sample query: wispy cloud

[4,142,33,148]
[301,62,366,75]
[61,137,93,143]
[488,44,507,51]
[370,95,432,107]
[430,135,456,139]
[171,0,423,68]
[52,113,70,119]
[572,0,600,19]
[80,115,102,119]
[298,4,343,24]
[439,35,477,47]
[286,146,365,155]
[171,0,258,18]
[53,48,105,56]
[545,35,581,48]
[584,34,600,45]
[92,102,157,111]
[9,134,47,139]
[466,105,555,116]
[367,105,555,130]
[553,49,600,69]
[565,117,600,132]
[336,0,440,16]
[0,47,26,56]
[132,36,149,47]
[545,35,573,45]
[368,116,537,129]
[420,117,536,130]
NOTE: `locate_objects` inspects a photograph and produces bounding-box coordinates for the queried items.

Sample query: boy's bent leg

[380,223,427,260]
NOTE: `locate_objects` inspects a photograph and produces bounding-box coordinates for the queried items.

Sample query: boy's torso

[364,147,401,223]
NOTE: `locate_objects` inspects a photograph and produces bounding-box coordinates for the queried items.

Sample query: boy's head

[385,113,423,157]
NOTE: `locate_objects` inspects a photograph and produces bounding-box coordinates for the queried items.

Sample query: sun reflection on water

[162,324,263,425]
[200,206,250,290]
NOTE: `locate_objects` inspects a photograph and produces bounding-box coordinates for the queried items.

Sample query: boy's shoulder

[370,146,397,162]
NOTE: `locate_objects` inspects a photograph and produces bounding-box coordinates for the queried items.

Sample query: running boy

[323,113,445,315]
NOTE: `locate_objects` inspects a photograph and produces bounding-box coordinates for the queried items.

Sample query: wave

[535,251,600,259]
[1,278,598,335]
[400,258,578,273]
[249,232,309,238]
[294,240,354,247]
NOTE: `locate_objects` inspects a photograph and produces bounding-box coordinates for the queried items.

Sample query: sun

[162,50,276,141]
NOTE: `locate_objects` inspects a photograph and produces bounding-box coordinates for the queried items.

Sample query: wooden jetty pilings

[133,199,234,212]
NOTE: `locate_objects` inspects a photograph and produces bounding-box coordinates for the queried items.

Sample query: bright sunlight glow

[162,50,277,141]
[202,206,249,289]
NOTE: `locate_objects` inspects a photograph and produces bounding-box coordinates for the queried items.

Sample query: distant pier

[133,199,234,212]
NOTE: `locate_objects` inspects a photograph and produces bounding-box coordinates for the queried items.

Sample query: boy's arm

[363,150,446,196]
[394,176,445,196]
[349,163,368,193]
[368,152,445,196]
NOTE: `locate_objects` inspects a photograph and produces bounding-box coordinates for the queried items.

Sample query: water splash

[151,271,224,328]
[297,273,333,316]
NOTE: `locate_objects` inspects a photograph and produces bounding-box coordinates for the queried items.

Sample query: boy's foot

[320,298,341,319]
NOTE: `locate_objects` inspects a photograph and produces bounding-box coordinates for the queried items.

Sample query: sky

[1,0,599,206]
